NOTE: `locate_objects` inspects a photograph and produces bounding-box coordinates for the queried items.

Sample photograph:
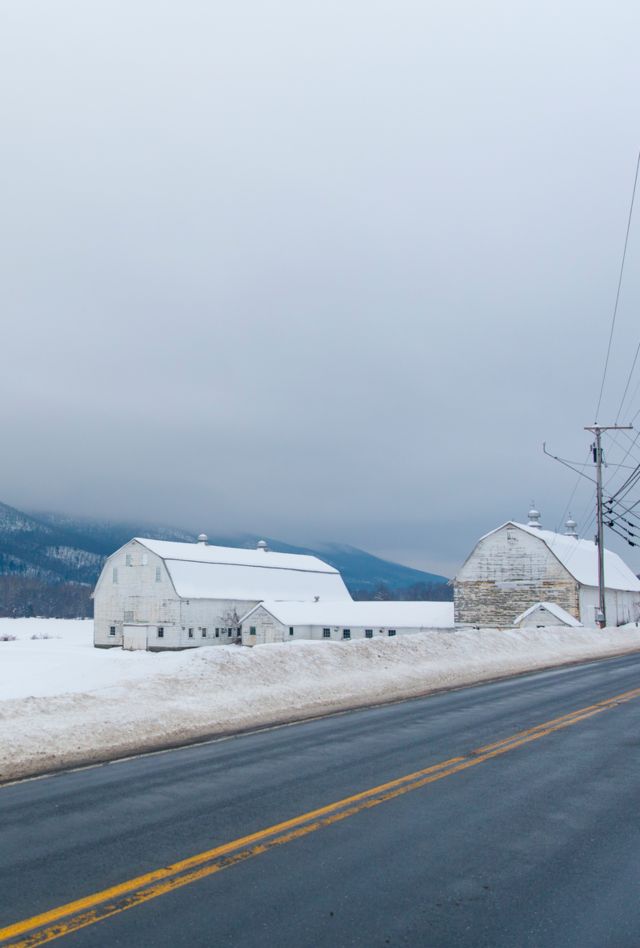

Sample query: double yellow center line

[3,684,640,946]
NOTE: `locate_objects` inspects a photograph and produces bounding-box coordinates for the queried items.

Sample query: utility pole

[584,424,632,627]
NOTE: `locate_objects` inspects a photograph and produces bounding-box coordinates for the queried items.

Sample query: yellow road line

[473,685,640,754]
[0,755,465,943]
[3,684,640,946]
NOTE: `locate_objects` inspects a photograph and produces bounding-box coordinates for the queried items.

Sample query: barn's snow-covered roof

[480,522,640,592]
[513,602,582,627]
[133,538,351,601]
[241,600,454,628]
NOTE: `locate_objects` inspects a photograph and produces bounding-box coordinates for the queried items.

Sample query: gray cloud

[1,0,640,576]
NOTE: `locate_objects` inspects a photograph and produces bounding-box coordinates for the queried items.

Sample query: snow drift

[1,618,640,783]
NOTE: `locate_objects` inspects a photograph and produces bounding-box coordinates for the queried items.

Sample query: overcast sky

[1,1,640,576]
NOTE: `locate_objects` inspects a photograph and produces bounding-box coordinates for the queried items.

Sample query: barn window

[228,628,232,637]
[215,629,220,637]
[157,627,164,638]
[124,610,134,622]
[155,567,161,582]
[365,629,373,638]
[388,629,396,637]
[125,554,133,567]
[342,629,351,639]
[188,629,194,638]
[112,568,118,584]
[141,553,148,566]
[109,626,116,636]
[250,626,256,635]
[289,627,294,636]
[323,628,331,638]
[201,629,206,638]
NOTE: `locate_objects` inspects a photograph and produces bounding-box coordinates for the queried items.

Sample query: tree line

[351,581,453,602]
[0,577,93,618]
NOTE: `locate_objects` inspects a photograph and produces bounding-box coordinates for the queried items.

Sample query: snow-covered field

[2,617,640,783]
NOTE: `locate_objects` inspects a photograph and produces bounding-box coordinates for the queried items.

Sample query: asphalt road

[2,653,640,947]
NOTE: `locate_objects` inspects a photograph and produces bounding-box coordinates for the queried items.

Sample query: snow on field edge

[2,618,640,782]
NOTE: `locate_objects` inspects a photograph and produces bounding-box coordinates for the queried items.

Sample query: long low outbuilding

[239,600,455,645]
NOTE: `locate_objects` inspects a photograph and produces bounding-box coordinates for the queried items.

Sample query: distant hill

[0,501,451,616]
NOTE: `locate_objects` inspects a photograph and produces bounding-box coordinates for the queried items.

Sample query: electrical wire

[556,449,592,532]
[594,149,640,422]
[616,339,640,423]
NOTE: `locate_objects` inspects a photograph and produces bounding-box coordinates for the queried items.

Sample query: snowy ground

[2,617,640,783]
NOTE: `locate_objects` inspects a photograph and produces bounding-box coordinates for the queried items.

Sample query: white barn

[93,536,351,650]
[454,509,640,628]
[239,600,455,646]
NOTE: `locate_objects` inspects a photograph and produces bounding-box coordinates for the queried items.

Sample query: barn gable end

[454,524,579,627]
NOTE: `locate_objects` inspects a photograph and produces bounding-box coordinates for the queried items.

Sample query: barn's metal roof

[240,600,454,628]
[132,538,351,601]
[478,522,640,592]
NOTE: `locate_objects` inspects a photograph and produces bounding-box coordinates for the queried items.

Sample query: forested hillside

[0,501,451,616]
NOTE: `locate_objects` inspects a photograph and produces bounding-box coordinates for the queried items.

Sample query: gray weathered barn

[454,509,640,628]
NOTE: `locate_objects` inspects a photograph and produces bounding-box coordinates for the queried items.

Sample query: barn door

[123,625,148,650]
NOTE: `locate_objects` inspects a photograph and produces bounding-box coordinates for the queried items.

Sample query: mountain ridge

[0,500,451,615]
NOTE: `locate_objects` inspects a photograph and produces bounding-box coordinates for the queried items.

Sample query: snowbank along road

[2,618,640,782]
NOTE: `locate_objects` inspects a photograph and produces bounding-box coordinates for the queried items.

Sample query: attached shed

[93,536,351,650]
[513,602,582,628]
[454,513,640,628]
[240,600,455,645]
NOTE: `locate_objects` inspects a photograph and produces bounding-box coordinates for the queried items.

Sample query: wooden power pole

[584,424,633,627]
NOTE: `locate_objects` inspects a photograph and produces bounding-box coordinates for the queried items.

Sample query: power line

[615,339,640,423]
[594,149,640,422]
[619,373,640,426]
[556,448,592,532]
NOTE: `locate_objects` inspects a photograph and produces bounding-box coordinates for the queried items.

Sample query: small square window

[109,626,116,636]
[323,629,331,638]
[158,627,164,638]
[343,629,351,639]
[365,629,373,638]
[289,627,294,636]
[250,626,256,635]
[388,629,396,637]
[124,610,134,622]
